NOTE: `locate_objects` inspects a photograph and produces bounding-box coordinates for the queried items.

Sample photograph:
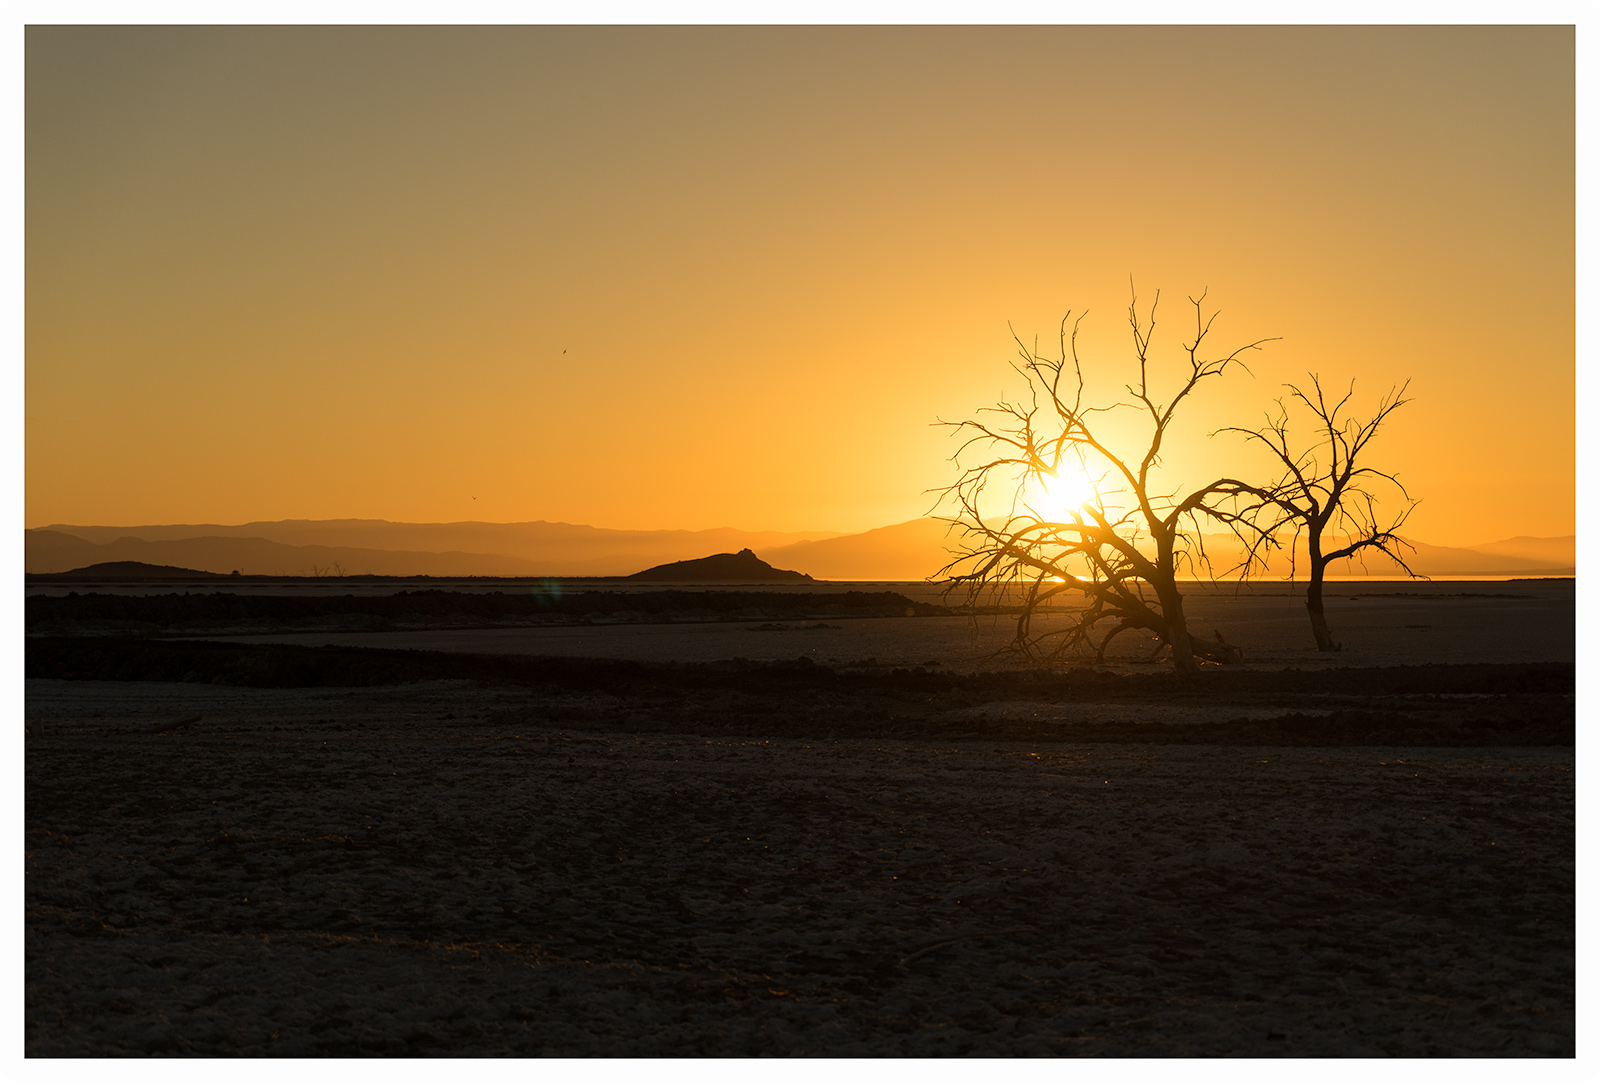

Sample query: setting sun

[1031,467,1099,521]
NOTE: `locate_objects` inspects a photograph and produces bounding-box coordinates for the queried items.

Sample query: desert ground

[25,580,1575,1056]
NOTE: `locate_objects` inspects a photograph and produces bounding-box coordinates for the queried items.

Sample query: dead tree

[935,287,1274,675]
[1225,376,1420,651]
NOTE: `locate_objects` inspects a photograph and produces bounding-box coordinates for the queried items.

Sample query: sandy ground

[25,671,1575,1057]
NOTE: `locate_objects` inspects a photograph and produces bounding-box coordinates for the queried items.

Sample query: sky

[24,22,1575,544]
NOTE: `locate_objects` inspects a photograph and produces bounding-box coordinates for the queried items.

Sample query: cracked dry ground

[27,683,1573,1057]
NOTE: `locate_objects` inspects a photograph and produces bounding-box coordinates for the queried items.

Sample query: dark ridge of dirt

[25,589,940,636]
[542,703,1572,748]
[23,635,1574,695]
[1352,591,1535,599]
[24,638,1573,746]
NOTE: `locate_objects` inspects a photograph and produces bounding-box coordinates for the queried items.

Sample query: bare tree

[935,288,1274,675]
[1225,376,1420,651]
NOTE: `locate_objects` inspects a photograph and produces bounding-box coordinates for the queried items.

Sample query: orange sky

[26,25,1574,545]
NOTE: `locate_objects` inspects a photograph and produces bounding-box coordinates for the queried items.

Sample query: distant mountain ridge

[757,519,966,581]
[33,518,836,558]
[24,518,1575,580]
[26,519,841,578]
[25,530,551,578]
[39,560,229,580]
[1465,536,1576,567]
[767,521,1576,581]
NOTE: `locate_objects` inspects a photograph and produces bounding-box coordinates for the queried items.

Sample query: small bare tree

[1226,376,1420,650]
[936,288,1274,675]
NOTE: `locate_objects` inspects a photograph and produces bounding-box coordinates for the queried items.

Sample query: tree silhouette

[935,287,1273,675]
[1226,376,1420,651]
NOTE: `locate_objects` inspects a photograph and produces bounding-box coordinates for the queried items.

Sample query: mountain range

[24,518,1575,580]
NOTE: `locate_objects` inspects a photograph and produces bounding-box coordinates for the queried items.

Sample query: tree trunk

[1167,625,1201,674]
[1158,582,1201,674]
[1305,559,1340,651]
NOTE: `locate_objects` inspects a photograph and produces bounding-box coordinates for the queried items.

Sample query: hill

[38,561,226,580]
[627,549,813,583]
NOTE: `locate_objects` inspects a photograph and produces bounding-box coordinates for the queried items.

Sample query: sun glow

[1032,467,1099,521]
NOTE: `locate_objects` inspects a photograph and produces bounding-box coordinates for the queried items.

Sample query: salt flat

[26,671,1574,1057]
[24,579,1576,1056]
